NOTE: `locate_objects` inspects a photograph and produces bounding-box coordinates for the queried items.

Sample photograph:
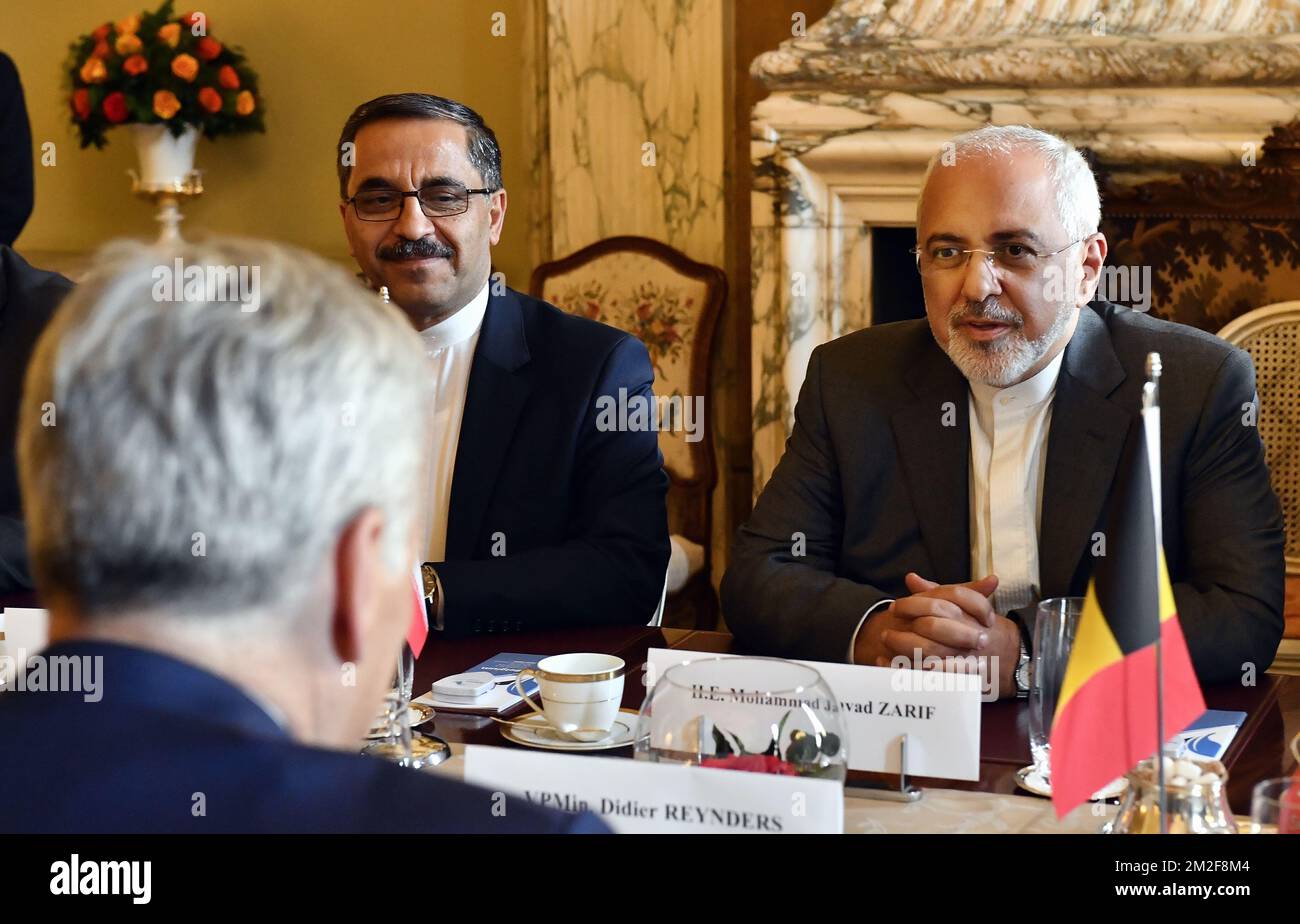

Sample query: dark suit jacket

[0,246,71,594]
[436,287,670,635]
[721,303,1285,684]
[0,640,610,833]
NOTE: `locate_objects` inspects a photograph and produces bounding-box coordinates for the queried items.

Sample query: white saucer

[496,709,637,751]
[1015,765,1127,801]
[365,702,435,740]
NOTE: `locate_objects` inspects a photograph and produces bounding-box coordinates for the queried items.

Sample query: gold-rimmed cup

[516,653,625,742]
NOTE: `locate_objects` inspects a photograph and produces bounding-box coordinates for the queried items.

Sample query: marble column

[545,0,733,585]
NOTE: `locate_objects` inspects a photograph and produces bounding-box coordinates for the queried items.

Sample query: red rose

[217,65,240,89]
[91,40,112,60]
[102,91,129,124]
[123,54,149,76]
[195,37,222,61]
[72,88,91,121]
[91,23,111,42]
[197,87,223,113]
[700,754,798,775]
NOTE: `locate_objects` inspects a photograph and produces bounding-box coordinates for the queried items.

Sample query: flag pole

[1143,351,1167,834]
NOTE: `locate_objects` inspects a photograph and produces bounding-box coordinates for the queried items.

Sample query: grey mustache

[380,239,455,261]
[950,301,1023,327]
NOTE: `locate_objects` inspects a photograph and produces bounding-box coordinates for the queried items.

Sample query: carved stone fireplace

[748,0,1300,492]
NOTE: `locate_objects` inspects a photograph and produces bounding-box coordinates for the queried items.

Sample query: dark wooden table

[417,626,1300,815]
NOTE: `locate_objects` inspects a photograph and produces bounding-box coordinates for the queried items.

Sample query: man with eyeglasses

[338,93,668,637]
[722,124,1284,694]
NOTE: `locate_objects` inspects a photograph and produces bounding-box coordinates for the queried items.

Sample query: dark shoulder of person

[0,245,73,324]
[0,52,35,246]
[1089,299,1242,379]
[281,741,613,834]
[0,246,73,516]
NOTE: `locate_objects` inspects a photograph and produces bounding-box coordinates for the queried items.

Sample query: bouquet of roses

[65,0,265,149]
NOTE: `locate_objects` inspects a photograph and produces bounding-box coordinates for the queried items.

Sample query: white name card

[463,744,843,834]
[0,608,50,692]
[645,648,981,782]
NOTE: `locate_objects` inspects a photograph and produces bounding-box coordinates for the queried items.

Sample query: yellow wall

[8,0,538,287]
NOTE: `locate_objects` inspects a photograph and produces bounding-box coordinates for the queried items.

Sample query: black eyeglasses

[347,183,496,221]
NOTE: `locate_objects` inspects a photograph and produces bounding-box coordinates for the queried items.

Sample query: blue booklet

[416,652,544,715]
[1166,710,1248,760]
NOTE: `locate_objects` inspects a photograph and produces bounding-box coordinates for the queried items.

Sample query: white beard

[944,300,1074,387]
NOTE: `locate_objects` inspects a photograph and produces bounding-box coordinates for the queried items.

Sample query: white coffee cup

[516,653,625,742]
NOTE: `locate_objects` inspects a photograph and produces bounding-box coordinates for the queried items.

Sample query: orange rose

[195,37,222,61]
[115,33,142,56]
[171,53,199,82]
[91,40,112,59]
[72,88,91,121]
[91,23,111,42]
[198,87,223,113]
[157,22,181,48]
[235,90,255,116]
[115,14,140,34]
[180,11,207,30]
[218,65,239,89]
[123,54,148,76]
[79,57,107,84]
[153,90,181,120]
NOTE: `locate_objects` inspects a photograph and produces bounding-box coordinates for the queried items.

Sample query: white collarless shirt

[966,350,1064,614]
[419,281,489,563]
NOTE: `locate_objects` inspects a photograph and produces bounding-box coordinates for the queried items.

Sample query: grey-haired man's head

[18,237,431,747]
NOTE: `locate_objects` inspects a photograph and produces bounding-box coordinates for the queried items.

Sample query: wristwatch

[1013,637,1031,699]
[420,563,445,632]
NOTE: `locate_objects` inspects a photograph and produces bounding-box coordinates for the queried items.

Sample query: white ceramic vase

[130,122,200,189]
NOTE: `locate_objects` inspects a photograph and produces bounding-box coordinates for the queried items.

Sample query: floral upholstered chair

[531,236,726,628]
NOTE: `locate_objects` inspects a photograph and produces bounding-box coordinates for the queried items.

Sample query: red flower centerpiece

[64,1,266,242]
[65,0,265,150]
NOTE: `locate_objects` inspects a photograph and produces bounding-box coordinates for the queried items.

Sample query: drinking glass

[1249,777,1300,834]
[1027,597,1083,784]
[363,643,448,768]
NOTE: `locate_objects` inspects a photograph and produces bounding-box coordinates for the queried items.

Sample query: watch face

[1016,661,1031,689]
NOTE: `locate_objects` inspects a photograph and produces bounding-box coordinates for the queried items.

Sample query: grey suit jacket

[721,303,1285,684]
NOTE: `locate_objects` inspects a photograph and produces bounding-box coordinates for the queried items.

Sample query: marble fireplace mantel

[749,0,1300,493]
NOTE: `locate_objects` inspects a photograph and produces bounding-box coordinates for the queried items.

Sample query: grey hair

[18,237,431,618]
[918,125,1101,242]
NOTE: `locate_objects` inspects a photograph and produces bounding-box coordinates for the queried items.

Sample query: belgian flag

[1049,400,1205,817]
